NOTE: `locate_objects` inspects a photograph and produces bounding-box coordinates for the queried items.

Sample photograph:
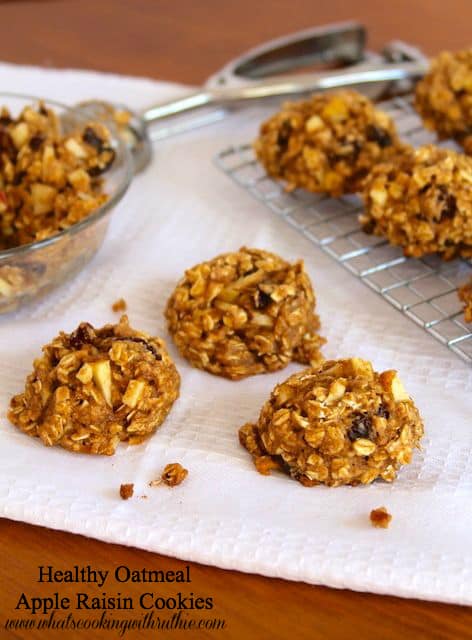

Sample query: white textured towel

[1,62,471,605]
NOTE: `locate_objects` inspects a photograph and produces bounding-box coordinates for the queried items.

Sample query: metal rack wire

[215,97,472,364]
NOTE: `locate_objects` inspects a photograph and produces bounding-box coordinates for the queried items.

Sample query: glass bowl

[0,93,133,313]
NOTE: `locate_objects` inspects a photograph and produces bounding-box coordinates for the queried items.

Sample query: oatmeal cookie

[165,247,324,380]
[415,49,472,154]
[458,279,472,323]
[254,90,403,197]
[8,315,180,455]
[239,358,424,487]
[360,145,472,259]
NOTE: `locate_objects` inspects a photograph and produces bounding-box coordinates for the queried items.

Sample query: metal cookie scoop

[76,22,428,174]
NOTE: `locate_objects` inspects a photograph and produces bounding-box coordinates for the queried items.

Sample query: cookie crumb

[370,506,392,529]
[112,298,127,313]
[120,483,134,500]
[151,463,188,487]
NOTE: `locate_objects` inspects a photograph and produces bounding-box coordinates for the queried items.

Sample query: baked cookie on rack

[165,247,325,380]
[8,315,180,455]
[415,49,472,154]
[360,145,472,259]
[254,89,403,197]
[239,358,424,487]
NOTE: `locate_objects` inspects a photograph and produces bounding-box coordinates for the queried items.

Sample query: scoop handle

[141,60,428,125]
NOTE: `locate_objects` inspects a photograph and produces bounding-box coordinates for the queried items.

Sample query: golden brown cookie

[360,145,472,259]
[415,49,472,154]
[254,90,403,197]
[8,315,180,455]
[239,358,424,487]
[165,247,325,380]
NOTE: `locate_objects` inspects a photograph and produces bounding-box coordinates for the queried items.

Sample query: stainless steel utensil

[76,22,429,173]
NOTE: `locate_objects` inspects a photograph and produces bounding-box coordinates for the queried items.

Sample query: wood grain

[1,1,472,638]
[2,518,472,640]
[0,0,471,83]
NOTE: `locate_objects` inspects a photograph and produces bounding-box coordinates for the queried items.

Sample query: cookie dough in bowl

[415,49,472,154]
[0,95,132,314]
[254,89,403,197]
[8,315,180,455]
[239,358,424,487]
[165,247,325,380]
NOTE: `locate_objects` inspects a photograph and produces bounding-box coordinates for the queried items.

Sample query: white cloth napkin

[1,62,471,606]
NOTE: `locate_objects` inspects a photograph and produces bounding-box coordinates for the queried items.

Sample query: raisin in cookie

[415,49,472,154]
[8,315,180,455]
[254,90,403,197]
[360,145,472,259]
[239,358,424,487]
[165,247,325,380]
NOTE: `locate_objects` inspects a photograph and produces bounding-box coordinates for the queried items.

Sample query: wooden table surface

[1,2,471,638]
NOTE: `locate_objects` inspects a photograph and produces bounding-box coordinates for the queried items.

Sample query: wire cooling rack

[215,97,472,364]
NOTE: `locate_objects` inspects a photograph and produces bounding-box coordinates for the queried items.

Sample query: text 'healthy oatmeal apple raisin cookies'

[165,247,325,380]
[239,358,424,487]
[254,89,403,197]
[8,316,180,455]
[415,49,472,154]
[360,145,472,259]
